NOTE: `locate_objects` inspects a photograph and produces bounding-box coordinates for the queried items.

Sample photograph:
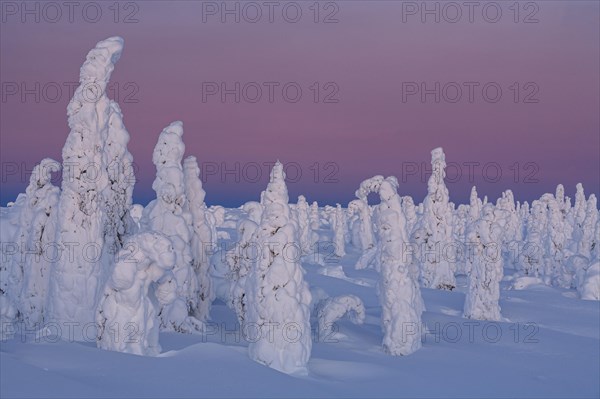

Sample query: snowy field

[1,229,599,398]
[1,36,599,398]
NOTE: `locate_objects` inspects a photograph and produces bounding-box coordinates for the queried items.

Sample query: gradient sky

[1,1,599,207]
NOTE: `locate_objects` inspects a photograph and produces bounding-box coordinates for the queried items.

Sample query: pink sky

[1,1,598,206]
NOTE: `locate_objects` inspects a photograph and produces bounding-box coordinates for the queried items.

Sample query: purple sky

[1,1,599,207]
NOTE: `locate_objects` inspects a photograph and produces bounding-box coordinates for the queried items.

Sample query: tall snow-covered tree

[245,161,312,374]
[48,37,135,337]
[142,121,202,333]
[358,175,424,355]
[183,156,214,322]
[16,159,61,329]
[413,148,456,290]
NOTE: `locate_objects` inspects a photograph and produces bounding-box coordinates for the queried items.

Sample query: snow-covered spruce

[244,161,312,374]
[413,148,456,290]
[96,232,176,356]
[452,204,469,274]
[464,204,503,321]
[48,37,135,337]
[348,199,375,252]
[317,295,365,340]
[227,202,260,324]
[329,204,347,257]
[359,175,424,355]
[142,121,202,333]
[541,194,568,286]
[519,199,546,277]
[15,159,61,329]
[183,156,214,323]
[575,196,600,300]
[401,196,418,237]
[310,201,320,230]
[295,195,313,255]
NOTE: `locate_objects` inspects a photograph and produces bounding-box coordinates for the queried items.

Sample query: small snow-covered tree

[310,201,320,230]
[295,196,313,254]
[537,194,567,285]
[245,161,312,374]
[331,204,347,257]
[519,199,546,277]
[15,159,61,329]
[464,204,503,321]
[577,195,598,260]
[348,199,375,252]
[317,295,365,339]
[452,204,469,275]
[183,156,214,322]
[402,196,418,236]
[142,121,201,333]
[227,202,260,324]
[413,148,456,290]
[96,232,176,356]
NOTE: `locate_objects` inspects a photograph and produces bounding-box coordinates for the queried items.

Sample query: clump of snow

[317,295,365,338]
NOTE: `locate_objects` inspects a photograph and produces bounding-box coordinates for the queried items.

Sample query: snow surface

[2,238,599,397]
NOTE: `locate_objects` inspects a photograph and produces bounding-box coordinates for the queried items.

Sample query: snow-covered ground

[1,231,598,398]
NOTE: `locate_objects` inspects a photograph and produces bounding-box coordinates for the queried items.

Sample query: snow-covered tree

[316,295,365,339]
[577,195,598,260]
[348,199,375,252]
[245,161,312,374]
[359,175,424,355]
[183,156,214,322]
[15,159,61,329]
[413,148,456,290]
[310,201,320,230]
[48,37,134,337]
[101,101,136,256]
[452,204,469,275]
[331,204,347,257]
[96,232,176,356]
[142,121,202,333]
[379,177,424,354]
[227,202,260,324]
[519,199,546,277]
[401,196,418,236]
[464,204,503,321]
[295,195,313,254]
